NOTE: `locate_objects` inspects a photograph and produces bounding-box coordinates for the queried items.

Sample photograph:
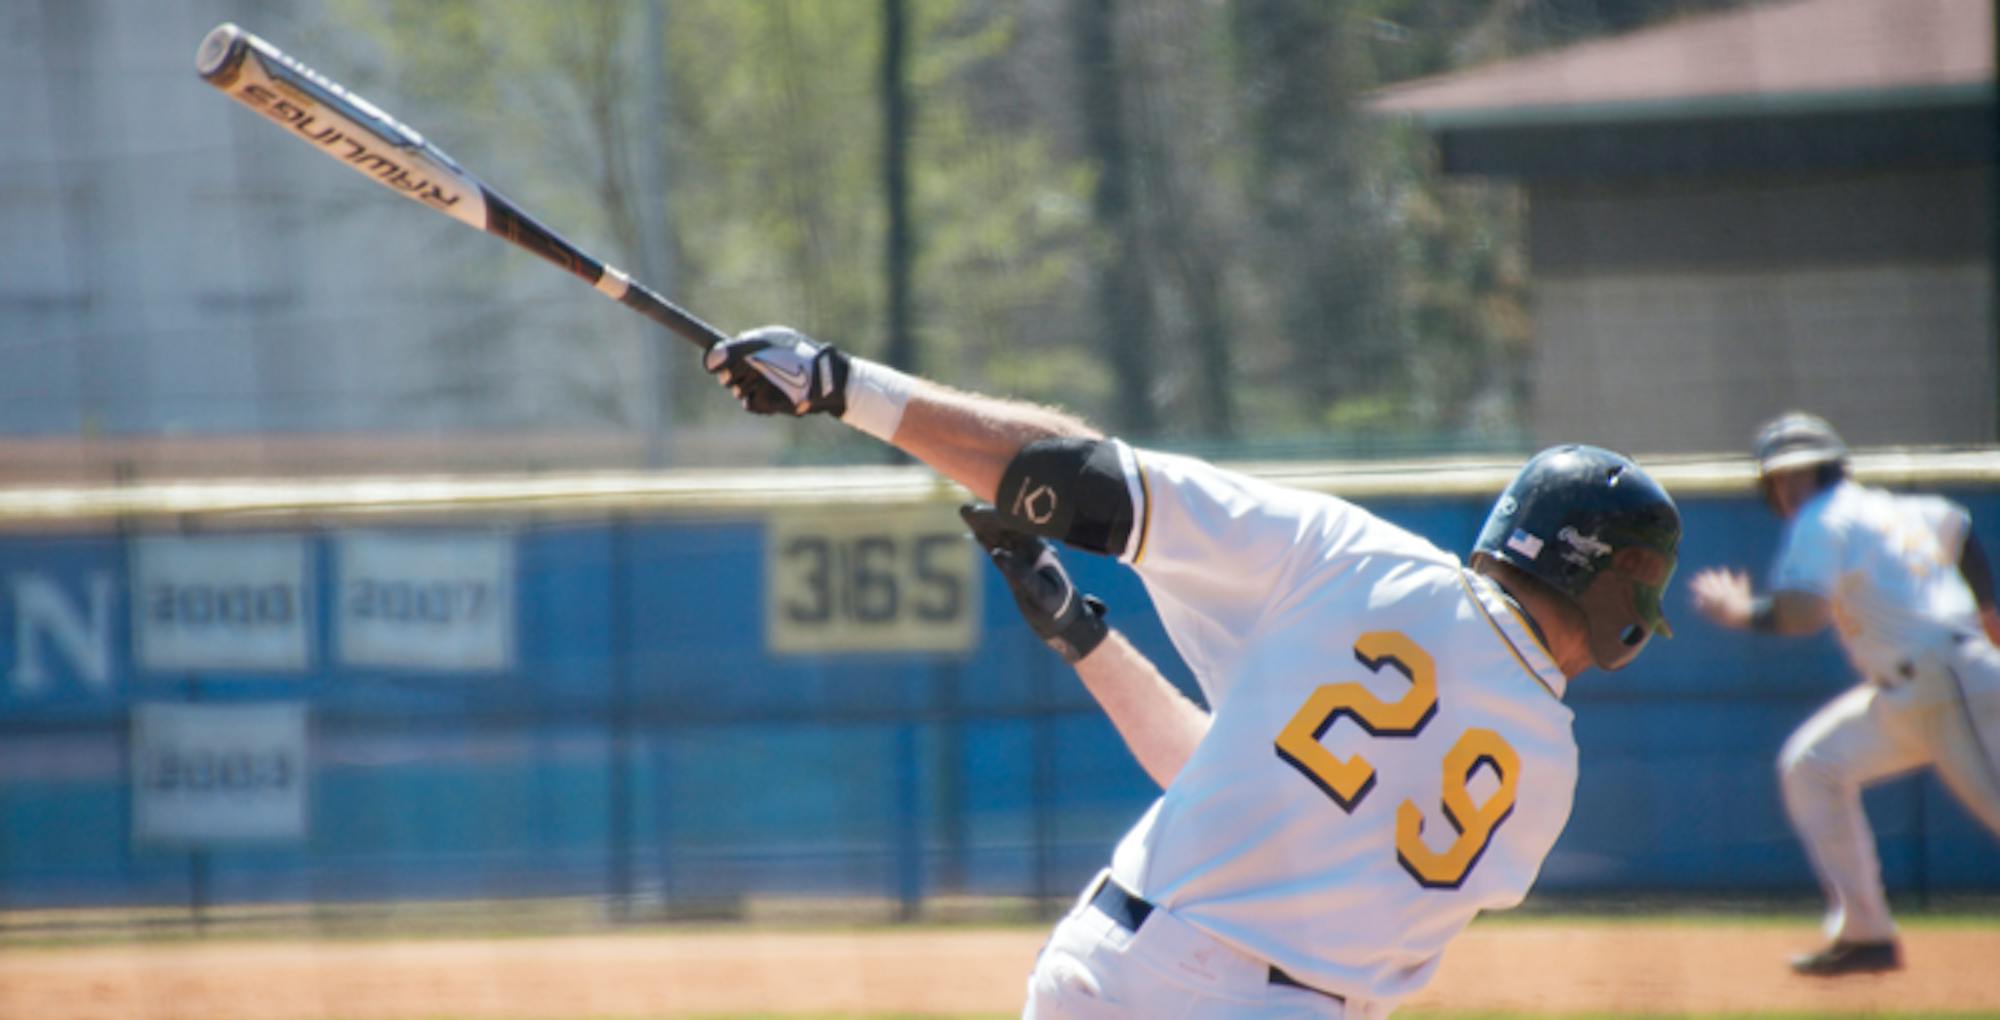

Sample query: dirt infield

[3,922,1997,1018]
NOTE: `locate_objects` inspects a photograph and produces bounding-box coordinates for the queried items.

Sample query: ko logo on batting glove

[704,325,851,417]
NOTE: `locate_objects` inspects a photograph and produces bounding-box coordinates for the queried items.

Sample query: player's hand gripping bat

[196,23,724,349]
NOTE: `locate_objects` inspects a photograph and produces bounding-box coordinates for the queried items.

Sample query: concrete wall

[1526,168,1994,454]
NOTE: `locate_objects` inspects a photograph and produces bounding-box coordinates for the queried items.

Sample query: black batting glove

[703,325,851,417]
[961,502,1109,664]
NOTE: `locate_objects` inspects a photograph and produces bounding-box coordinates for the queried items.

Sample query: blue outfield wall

[0,485,1995,912]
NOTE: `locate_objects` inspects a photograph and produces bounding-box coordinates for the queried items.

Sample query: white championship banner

[337,531,515,671]
[131,701,308,845]
[132,535,311,673]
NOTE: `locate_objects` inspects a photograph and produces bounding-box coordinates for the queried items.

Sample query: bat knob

[196,23,248,81]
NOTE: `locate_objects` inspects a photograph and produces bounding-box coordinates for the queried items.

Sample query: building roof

[1370,0,1992,129]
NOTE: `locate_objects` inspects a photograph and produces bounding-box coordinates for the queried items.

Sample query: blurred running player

[1693,411,2000,976]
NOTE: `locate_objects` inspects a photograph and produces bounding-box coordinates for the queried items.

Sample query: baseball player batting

[1692,411,2000,976]
[705,327,1682,1017]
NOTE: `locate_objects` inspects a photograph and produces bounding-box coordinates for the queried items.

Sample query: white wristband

[840,357,914,443]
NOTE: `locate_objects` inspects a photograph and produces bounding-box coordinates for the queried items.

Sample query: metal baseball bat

[195,22,725,350]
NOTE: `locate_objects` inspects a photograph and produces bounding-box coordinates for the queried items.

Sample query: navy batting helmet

[1473,445,1681,671]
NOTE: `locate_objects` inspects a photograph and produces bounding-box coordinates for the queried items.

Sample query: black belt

[1886,632,1980,685]
[1088,877,1342,1004]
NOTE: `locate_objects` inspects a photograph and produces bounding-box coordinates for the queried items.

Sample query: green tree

[335,0,1096,456]
[332,0,681,435]
[1070,0,1160,437]
[666,0,1098,449]
[326,0,1754,460]
[1228,1,1397,434]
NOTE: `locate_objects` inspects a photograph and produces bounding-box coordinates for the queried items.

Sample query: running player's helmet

[1473,445,1681,671]
[1752,411,1847,475]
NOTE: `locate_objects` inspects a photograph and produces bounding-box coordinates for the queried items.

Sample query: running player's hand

[704,326,850,417]
[1690,567,1753,628]
[961,502,1109,663]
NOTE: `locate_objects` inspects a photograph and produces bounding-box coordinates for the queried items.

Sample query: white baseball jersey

[1770,479,1979,681]
[1097,442,1580,1005]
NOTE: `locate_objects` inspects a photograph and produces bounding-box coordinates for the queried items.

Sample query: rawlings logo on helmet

[1558,526,1614,567]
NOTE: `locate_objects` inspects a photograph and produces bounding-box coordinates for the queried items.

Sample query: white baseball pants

[1022,873,1389,1020]
[1779,637,2000,943]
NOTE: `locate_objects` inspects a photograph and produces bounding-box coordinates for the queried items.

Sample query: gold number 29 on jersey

[1274,631,1519,889]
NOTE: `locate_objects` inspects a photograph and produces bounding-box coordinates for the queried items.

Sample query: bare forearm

[885,378,1101,501]
[1756,590,1832,635]
[1072,631,1210,789]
